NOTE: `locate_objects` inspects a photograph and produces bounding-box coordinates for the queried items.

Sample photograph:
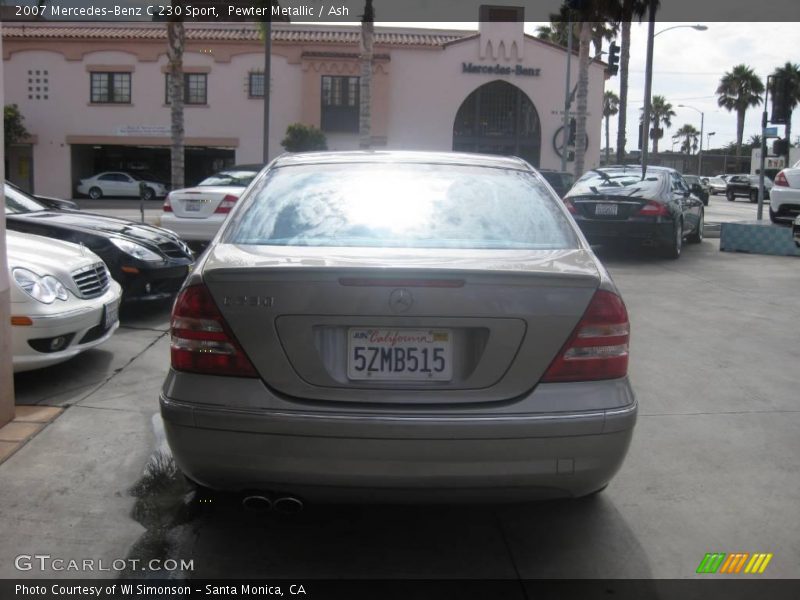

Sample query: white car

[76,171,168,200]
[160,165,262,242]
[770,160,800,224]
[7,230,122,372]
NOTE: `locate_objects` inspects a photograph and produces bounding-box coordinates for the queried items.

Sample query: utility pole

[640,0,657,179]
[757,75,772,221]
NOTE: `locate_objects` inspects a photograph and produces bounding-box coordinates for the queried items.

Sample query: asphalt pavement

[1,237,797,581]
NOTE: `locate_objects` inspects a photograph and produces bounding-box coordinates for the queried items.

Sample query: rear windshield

[199,170,258,187]
[223,163,577,250]
[568,169,666,197]
[4,184,46,214]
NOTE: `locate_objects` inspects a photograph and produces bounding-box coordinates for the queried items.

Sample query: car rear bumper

[770,188,800,221]
[574,218,674,246]
[160,213,226,242]
[160,376,637,502]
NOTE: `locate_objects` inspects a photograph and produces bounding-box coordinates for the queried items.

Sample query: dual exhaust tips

[242,494,304,514]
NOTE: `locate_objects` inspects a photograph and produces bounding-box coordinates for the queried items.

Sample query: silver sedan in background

[160,151,637,505]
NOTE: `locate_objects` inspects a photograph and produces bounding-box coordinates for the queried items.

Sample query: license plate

[184,199,203,212]
[103,299,120,330]
[347,328,452,381]
[595,203,618,216]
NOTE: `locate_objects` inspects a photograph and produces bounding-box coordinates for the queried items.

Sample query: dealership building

[2,15,607,197]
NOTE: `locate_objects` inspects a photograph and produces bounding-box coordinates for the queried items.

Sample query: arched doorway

[452,80,541,166]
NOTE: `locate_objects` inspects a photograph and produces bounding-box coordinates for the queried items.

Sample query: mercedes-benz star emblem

[389,288,414,313]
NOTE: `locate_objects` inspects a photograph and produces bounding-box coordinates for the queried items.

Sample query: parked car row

[5,181,194,372]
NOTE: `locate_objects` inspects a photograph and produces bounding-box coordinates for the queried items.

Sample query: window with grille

[321,75,359,132]
[165,73,208,105]
[90,72,131,104]
[248,72,265,98]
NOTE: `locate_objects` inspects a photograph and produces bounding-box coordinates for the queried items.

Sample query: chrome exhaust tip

[242,495,273,513]
[273,496,304,514]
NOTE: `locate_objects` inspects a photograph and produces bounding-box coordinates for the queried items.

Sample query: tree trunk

[615,20,631,164]
[359,1,374,150]
[167,17,185,191]
[736,108,746,172]
[652,126,659,154]
[573,21,592,178]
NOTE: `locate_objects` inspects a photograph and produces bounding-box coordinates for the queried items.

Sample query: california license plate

[595,203,618,216]
[347,328,452,381]
[184,199,203,212]
[103,299,120,330]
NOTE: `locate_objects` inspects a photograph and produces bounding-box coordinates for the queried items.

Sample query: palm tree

[613,1,650,164]
[716,64,765,172]
[640,95,675,153]
[675,124,700,154]
[167,7,185,190]
[770,62,800,165]
[359,0,374,150]
[591,22,617,59]
[748,134,762,149]
[603,91,620,165]
[535,23,578,48]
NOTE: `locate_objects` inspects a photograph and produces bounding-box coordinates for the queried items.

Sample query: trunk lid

[168,185,242,218]
[200,244,602,404]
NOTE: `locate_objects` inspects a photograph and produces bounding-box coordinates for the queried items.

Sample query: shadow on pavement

[123,453,655,582]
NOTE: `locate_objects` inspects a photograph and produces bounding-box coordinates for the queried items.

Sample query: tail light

[563,199,578,214]
[163,194,173,213]
[636,200,670,217]
[214,194,239,214]
[542,289,629,383]
[774,171,789,187]
[170,284,257,377]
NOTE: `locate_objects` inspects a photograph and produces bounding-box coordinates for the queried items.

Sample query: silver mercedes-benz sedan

[160,151,637,504]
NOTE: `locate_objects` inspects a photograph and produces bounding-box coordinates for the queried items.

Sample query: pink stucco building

[2,17,606,197]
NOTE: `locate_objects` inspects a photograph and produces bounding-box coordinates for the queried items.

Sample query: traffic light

[771,76,791,124]
[608,42,620,76]
[772,138,789,156]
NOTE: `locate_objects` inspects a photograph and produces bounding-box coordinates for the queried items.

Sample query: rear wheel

[142,187,155,201]
[726,189,735,202]
[88,187,102,200]
[662,219,683,259]
[688,210,704,243]
[749,189,759,203]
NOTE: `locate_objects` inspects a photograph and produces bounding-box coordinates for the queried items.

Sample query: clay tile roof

[1,23,472,47]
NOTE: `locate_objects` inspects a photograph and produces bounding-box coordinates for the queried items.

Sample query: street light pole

[679,104,704,175]
[642,19,708,178]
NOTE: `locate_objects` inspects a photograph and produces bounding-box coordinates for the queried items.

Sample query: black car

[564,166,705,259]
[5,182,194,301]
[725,174,773,203]
[5,181,79,211]
[538,169,575,198]
[682,175,709,206]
